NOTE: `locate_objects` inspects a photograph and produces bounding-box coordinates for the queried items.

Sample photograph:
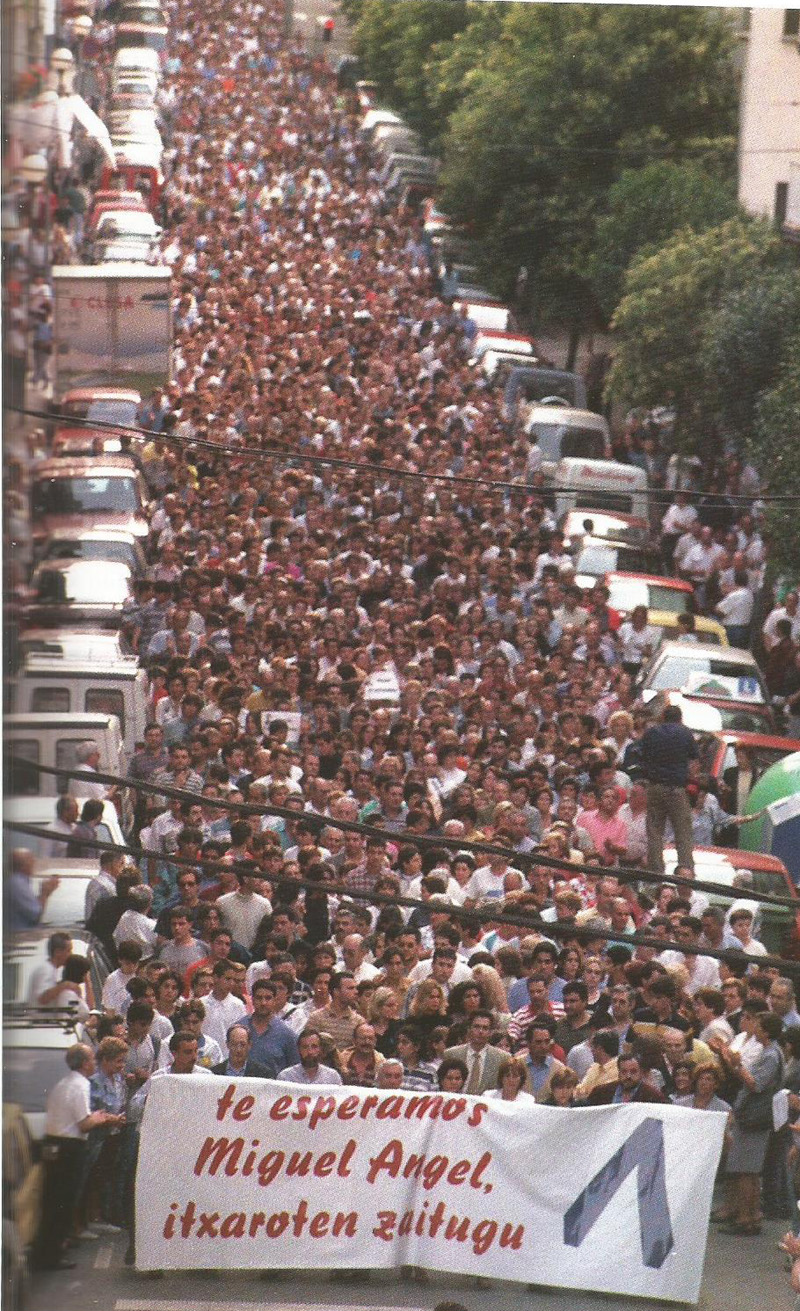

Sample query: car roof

[655,641,761,665]
[664,844,794,881]
[44,527,139,543]
[647,609,726,635]
[607,572,693,591]
[714,731,800,751]
[33,457,139,477]
[527,406,607,425]
[62,387,141,402]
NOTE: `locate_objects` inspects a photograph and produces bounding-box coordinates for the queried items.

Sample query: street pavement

[26,1217,791,1311]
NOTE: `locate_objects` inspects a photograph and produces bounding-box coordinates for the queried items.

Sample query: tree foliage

[702,272,800,444]
[607,219,790,450]
[435,4,739,327]
[749,332,800,581]
[589,160,737,321]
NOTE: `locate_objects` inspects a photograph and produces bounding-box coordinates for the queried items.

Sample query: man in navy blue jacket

[640,704,698,875]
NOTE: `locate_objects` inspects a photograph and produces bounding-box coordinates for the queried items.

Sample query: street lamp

[20,152,48,187]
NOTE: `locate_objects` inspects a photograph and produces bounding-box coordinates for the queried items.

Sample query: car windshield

[60,398,138,426]
[650,655,767,703]
[42,539,137,568]
[3,1045,72,1113]
[33,475,139,515]
[648,584,690,614]
[529,423,605,461]
[575,544,650,576]
[35,565,130,605]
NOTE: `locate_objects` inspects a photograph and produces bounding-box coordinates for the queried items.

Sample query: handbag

[734,1089,774,1132]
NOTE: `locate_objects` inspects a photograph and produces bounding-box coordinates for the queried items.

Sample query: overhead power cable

[12,406,799,504]
[7,818,799,978]
[11,757,799,911]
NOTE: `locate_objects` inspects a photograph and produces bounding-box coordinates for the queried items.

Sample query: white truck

[51,263,171,397]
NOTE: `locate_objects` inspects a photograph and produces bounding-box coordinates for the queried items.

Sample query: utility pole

[283,0,293,44]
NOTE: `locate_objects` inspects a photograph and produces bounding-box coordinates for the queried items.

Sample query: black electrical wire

[7,818,800,978]
[11,757,799,911]
[12,406,799,504]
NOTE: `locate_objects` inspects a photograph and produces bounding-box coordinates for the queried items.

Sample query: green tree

[436,3,739,361]
[589,160,738,321]
[607,219,790,451]
[749,333,800,582]
[702,271,800,445]
[351,0,473,140]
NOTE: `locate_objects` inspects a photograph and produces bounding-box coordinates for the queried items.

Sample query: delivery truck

[51,264,171,397]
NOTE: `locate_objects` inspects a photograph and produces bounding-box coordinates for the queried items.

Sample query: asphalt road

[26,1217,791,1311]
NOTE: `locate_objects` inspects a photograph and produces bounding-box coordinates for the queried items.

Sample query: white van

[471,331,536,362]
[14,657,148,754]
[524,405,611,484]
[453,301,511,333]
[4,712,127,798]
[554,458,649,522]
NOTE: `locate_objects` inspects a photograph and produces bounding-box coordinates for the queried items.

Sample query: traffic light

[323,17,334,42]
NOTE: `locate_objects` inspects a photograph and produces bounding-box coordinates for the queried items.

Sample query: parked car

[646,610,728,648]
[27,559,134,628]
[554,459,648,522]
[16,630,133,663]
[647,690,776,735]
[639,642,775,729]
[523,404,611,483]
[30,457,149,555]
[4,714,127,800]
[663,846,796,956]
[605,572,694,617]
[573,537,659,591]
[14,653,148,753]
[39,528,146,577]
[3,1001,104,1140]
[700,731,800,796]
[561,510,651,552]
[52,387,142,454]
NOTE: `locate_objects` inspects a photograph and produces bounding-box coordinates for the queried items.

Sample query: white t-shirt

[28,960,60,1005]
[45,1070,90,1138]
[716,587,754,626]
[201,992,247,1057]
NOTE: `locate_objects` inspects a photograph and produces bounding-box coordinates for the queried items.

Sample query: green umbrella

[739,752,800,853]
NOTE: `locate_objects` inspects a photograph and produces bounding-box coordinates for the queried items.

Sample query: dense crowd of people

[9,0,800,1291]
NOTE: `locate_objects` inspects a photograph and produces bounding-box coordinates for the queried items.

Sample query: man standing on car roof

[640,704,698,875]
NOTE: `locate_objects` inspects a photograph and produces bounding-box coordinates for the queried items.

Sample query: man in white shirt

[201,961,247,1057]
[216,865,272,952]
[278,1028,343,1085]
[463,855,523,907]
[49,796,79,856]
[657,916,720,994]
[341,933,379,983]
[762,590,800,651]
[101,941,144,1013]
[28,931,73,1006]
[70,741,114,802]
[41,1045,123,1269]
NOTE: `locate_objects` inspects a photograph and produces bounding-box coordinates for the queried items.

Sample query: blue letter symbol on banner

[563,1117,674,1268]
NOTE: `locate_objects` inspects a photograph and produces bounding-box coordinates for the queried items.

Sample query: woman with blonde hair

[471,963,511,1017]
[370,986,403,1057]
[407,979,448,1045]
[603,710,635,764]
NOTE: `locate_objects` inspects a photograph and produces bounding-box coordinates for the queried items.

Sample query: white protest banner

[135,1076,726,1302]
